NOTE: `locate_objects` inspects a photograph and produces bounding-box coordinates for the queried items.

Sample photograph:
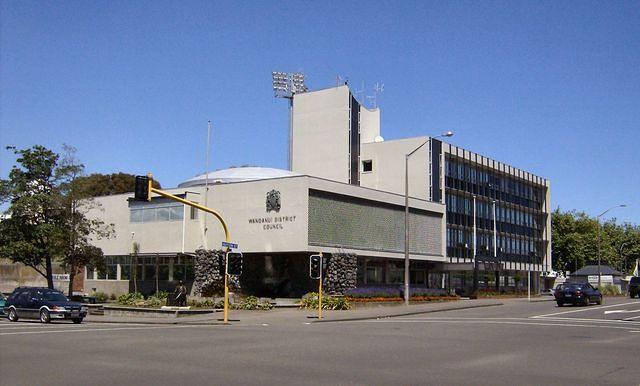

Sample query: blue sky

[1,1,638,224]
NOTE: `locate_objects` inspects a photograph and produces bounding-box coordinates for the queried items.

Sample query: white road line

[354,319,640,331]
[624,315,640,321]
[0,322,167,330]
[527,316,640,325]
[394,316,640,326]
[531,301,640,318]
[0,324,214,337]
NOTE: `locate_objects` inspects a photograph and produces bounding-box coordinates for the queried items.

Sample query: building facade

[76,83,551,297]
[83,170,445,297]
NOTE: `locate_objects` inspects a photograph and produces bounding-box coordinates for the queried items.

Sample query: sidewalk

[84,299,503,325]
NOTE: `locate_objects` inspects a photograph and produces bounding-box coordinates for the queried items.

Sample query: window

[362,160,373,173]
[190,206,198,220]
[130,203,184,223]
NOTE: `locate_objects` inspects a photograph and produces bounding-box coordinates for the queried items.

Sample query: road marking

[0,322,167,330]
[604,310,640,315]
[399,316,640,326]
[0,324,215,337]
[527,316,640,325]
[355,319,640,331]
[531,301,640,318]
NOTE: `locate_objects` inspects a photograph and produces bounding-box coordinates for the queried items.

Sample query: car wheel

[72,318,83,324]
[556,301,563,307]
[583,297,590,306]
[39,309,51,324]
[598,296,603,305]
[8,308,18,322]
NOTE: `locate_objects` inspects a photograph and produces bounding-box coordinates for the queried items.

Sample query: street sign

[222,241,238,249]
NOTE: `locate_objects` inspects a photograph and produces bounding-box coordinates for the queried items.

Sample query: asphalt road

[1,297,639,386]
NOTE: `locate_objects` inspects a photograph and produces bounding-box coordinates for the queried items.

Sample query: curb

[313,302,504,323]
[83,319,232,326]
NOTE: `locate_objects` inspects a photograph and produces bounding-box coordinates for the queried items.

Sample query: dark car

[0,293,6,316]
[629,277,640,298]
[4,287,88,324]
[554,282,603,307]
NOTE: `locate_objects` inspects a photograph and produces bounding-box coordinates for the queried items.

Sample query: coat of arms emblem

[266,190,281,213]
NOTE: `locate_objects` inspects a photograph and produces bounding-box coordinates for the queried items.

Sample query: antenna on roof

[371,82,384,108]
[354,81,365,103]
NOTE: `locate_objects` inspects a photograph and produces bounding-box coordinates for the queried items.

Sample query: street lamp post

[404,131,454,306]
[596,204,626,288]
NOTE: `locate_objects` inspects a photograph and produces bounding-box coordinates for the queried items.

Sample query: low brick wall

[103,306,217,318]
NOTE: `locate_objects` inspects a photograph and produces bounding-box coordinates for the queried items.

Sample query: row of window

[445,194,542,229]
[129,204,199,223]
[88,255,195,281]
[446,227,543,261]
[445,156,545,202]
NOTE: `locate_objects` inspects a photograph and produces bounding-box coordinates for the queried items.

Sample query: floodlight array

[272,71,308,98]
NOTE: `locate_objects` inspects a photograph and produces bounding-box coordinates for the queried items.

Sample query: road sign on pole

[222,241,238,249]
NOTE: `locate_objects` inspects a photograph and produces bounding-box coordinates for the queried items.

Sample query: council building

[80,83,551,298]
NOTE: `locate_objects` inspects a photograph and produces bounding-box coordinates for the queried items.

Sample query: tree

[0,145,62,288]
[552,208,640,275]
[76,172,161,198]
[54,145,113,295]
[0,145,113,293]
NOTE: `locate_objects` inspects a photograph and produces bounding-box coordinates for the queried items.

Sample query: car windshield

[562,284,584,289]
[43,292,68,302]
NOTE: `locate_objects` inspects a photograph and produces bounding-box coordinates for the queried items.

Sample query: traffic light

[134,175,151,201]
[218,254,226,276]
[309,254,321,279]
[226,251,243,276]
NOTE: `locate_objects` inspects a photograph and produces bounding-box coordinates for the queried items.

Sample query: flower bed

[344,286,457,302]
[347,295,459,303]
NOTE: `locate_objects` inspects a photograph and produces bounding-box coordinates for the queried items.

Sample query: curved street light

[404,131,454,306]
[596,204,626,287]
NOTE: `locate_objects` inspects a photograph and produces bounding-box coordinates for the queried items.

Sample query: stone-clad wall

[323,253,357,295]
[193,249,240,297]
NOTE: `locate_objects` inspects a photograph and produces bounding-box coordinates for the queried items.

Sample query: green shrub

[91,291,109,303]
[188,298,223,309]
[156,291,170,300]
[117,292,144,306]
[300,292,350,310]
[599,285,621,296]
[145,295,166,307]
[109,293,117,301]
[232,296,274,310]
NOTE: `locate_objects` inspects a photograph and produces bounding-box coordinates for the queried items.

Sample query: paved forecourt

[1,298,638,386]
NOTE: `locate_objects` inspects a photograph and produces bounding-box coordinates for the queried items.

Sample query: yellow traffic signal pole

[318,252,323,320]
[224,251,229,323]
[146,175,232,323]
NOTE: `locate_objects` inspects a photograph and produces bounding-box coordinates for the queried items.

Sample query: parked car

[541,288,555,296]
[4,287,88,324]
[554,282,603,307]
[0,293,6,316]
[629,277,640,299]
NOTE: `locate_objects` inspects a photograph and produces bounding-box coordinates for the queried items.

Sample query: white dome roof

[178,167,300,188]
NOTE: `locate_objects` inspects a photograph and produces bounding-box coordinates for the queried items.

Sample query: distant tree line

[552,208,640,274]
